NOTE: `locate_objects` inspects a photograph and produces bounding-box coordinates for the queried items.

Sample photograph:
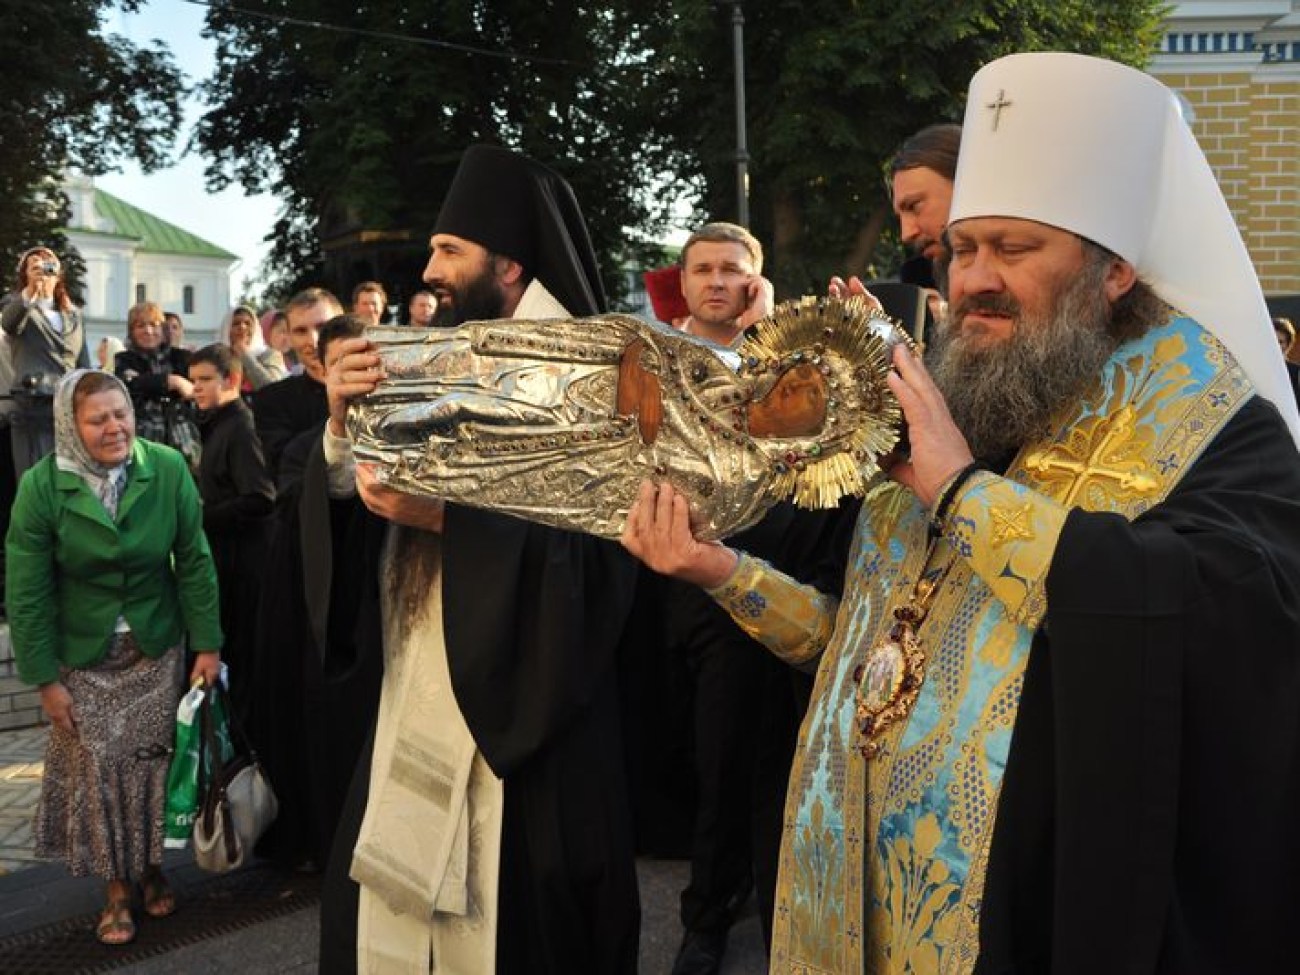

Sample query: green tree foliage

[196,0,690,306]
[657,0,1169,296]
[0,0,185,298]
[193,1,1167,304]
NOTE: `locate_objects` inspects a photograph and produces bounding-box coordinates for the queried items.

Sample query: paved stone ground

[0,725,46,875]
[0,721,768,972]
[97,858,765,974]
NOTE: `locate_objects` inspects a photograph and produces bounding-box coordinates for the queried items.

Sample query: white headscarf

[949,52,1300,448]
[54,368,134,516]
[97,335,125,370]
[217,304,269,353]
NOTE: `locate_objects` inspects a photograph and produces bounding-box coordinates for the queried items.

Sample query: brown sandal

[140,869,176,919]
[96,896,136,946]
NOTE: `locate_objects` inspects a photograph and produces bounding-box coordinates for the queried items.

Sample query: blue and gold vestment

[711,313,1300,973]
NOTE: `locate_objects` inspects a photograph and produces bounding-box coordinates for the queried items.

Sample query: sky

[97,0,279,293]
[96,0,692,296]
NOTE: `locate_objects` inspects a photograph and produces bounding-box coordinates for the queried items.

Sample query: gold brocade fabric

[715,315,1253,974]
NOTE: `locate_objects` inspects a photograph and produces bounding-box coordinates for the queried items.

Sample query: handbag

[192,683,279,873]
[161,397,203,474]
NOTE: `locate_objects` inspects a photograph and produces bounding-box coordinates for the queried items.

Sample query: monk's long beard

[430,265,507,329]
[928,265,1119,462]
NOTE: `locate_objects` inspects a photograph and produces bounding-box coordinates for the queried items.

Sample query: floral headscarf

[53,368,134,516]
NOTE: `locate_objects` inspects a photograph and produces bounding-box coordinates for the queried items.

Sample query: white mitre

[949,52,1300,449]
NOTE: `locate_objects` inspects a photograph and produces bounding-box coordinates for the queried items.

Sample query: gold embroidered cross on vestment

[1021,405,1159,507]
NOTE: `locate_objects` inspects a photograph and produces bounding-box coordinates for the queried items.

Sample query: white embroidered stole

[352,528,504,973]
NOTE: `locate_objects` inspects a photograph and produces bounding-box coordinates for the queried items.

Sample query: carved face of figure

[746,363,828,438]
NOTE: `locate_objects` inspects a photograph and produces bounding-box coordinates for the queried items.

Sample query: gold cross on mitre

[1021,406,1159,508]
[986,89,1012,131]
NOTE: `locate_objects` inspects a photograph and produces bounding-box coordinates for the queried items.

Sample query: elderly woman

[115,302,200,473]
[218,305,287,392]
[5,369,222,945]
[0,247,91,477]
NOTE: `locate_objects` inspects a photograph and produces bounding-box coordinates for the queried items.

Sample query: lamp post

[728,1,750,228]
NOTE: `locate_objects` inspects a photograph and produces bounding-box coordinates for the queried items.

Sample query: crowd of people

[3,49,1300,975]
[0,250,438,946]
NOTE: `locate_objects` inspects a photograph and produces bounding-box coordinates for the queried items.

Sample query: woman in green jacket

[5,369,222,945]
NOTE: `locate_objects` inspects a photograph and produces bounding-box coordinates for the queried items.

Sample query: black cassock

[977,397,1300,974]
[251,372,329,491]
[196,398,274,722]
[248,433,384,870]
[315,475,643,973]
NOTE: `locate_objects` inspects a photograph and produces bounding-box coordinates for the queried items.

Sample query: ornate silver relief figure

[347,295,911,540]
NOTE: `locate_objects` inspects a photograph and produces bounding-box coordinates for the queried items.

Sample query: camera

[19,373,55,397]
[39,262,58,276]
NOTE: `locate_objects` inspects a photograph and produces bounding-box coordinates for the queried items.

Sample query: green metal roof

[88,189,239,261]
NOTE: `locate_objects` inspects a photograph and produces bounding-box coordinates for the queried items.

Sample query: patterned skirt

[34,632,183,881]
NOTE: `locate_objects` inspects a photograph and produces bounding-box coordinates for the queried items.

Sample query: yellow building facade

[1151,2,1300,298]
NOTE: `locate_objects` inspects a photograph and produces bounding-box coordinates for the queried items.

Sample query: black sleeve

[982,397,1300,974]
[202,419,277,535]
[0,293,26,335]
[115,350,169,400]
[252,384,294,482]
[728,496,863,598]
[443,508,641,778]
[75,325,91,369]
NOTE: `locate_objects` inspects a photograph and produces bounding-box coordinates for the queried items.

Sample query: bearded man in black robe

[623,53,1300,974]
[318,145,640,973]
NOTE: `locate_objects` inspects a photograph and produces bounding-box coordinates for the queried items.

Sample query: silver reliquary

[347,295,912,540]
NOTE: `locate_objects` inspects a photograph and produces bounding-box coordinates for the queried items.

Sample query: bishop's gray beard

[928,263,1120,462]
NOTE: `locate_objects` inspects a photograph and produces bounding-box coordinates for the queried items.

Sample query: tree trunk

[771,187,804,297]
[844,203,891,280]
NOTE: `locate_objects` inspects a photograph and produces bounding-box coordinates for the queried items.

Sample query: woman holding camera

[0,248,90,477]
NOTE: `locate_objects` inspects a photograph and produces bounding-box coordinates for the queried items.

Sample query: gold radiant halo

[738,295,914,509]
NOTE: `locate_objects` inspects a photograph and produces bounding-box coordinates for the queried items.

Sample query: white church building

[63,175,239,347]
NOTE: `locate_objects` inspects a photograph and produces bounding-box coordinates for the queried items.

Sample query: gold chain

[854,539,955,758]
